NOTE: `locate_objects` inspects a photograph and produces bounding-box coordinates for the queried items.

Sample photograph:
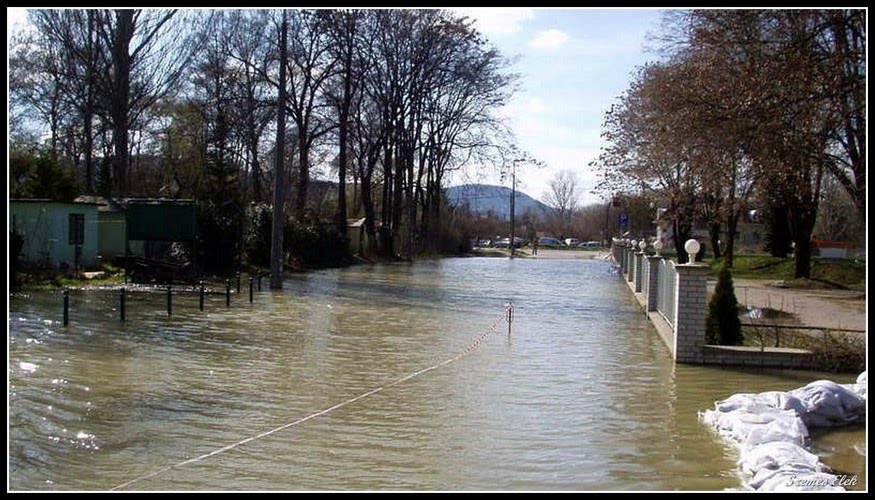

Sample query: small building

[347,218,367,255]
[654,206,765,254]
[812,238,853,259]
[74,195,127,259]
[10,199,100,269]
[74,196,197,261]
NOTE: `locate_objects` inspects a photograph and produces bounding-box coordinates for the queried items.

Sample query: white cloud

[529,29,570,51]
[454,8,535,37]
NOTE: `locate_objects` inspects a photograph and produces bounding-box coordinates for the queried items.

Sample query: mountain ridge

[446,183,552,220]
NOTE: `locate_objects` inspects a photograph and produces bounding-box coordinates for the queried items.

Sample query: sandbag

[700,371,867,492]
[789,380,866,427]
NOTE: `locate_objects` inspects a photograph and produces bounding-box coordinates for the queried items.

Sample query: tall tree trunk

[250,144,263,202]
[380,142,394,257]
[296,136,309,220]
[725,211,739,269]
[270,12,288,290]
[246,84,263,202]
[361,168,377,255]
[83,10,96,194]
[786,163,823,280]
[335,31,353,236]
[391,141,404,255]
[336,104,349,236]
[673,217,692,263]
[708,221,722,261]
[405,142,415,261]
[111,9,134,196]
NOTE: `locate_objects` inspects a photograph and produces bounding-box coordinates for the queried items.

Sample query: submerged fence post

[249,276,254,303]
[63,290,69,326]
[236,272,241,294]
[226,279,231,307]
[120,287,126,321]
[166,285,172,316]
[199,281,205,311]
[506,302,514,335]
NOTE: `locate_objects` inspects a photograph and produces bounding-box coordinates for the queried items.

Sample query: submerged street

[9,258,864,490]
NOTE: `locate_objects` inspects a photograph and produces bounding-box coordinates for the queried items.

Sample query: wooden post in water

[63,290,69,326]
[225,279,231,307]
[199,281,205,311]
[120,287,126,321]
[249,276,254,303]
[166,285,172,316]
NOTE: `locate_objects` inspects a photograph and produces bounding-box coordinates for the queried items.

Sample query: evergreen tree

[705,264,743,345]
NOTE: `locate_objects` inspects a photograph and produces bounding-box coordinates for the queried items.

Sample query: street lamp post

[510,161,516,259]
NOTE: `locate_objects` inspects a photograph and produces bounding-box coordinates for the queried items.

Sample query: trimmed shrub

[706,264,743,345]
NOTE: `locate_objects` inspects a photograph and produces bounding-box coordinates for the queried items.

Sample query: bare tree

[542,170,579,237]
[92,9,196,195]
[284,10,337,219]
[324,9,365,236]
[227,10,275,203]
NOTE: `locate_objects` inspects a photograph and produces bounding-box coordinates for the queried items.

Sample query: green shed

[74,195,127,258]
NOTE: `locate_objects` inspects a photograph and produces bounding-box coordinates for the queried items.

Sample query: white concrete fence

[611,240,814,369]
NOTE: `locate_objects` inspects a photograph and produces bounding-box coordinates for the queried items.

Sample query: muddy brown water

[8,258,865,490]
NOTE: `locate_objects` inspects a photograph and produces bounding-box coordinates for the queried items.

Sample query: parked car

[494,237,526,249]
[564,238,580,247]
[579,240,601,248]
[538,237,564,246]
[472,237,491,248]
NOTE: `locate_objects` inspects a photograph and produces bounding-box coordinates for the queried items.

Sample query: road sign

[619,212,629,229]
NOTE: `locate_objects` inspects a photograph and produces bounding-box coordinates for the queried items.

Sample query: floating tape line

[110,307,509,491]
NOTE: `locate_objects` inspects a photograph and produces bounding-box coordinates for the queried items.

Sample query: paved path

[712,278,866,332]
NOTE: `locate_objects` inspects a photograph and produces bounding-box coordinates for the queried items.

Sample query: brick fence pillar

[634,251,645,292]
[628,249,636,283]
[673,263,709,363]
[646,255,662,312]
[621,244,629,276]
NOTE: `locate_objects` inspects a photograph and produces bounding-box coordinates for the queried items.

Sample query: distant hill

[446,184,552,220]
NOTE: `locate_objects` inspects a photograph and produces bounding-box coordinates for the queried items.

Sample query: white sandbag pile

[700,371,866,491]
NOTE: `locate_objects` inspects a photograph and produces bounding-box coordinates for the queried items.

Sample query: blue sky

[452,8,667,206]
[7,7,667,207]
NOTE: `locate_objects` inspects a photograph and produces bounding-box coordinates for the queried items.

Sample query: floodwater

[8,258,866,491]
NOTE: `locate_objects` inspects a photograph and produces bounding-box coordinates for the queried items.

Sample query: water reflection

[8,258,864,491]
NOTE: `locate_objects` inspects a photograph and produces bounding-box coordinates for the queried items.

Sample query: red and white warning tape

[111,302,514,490]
